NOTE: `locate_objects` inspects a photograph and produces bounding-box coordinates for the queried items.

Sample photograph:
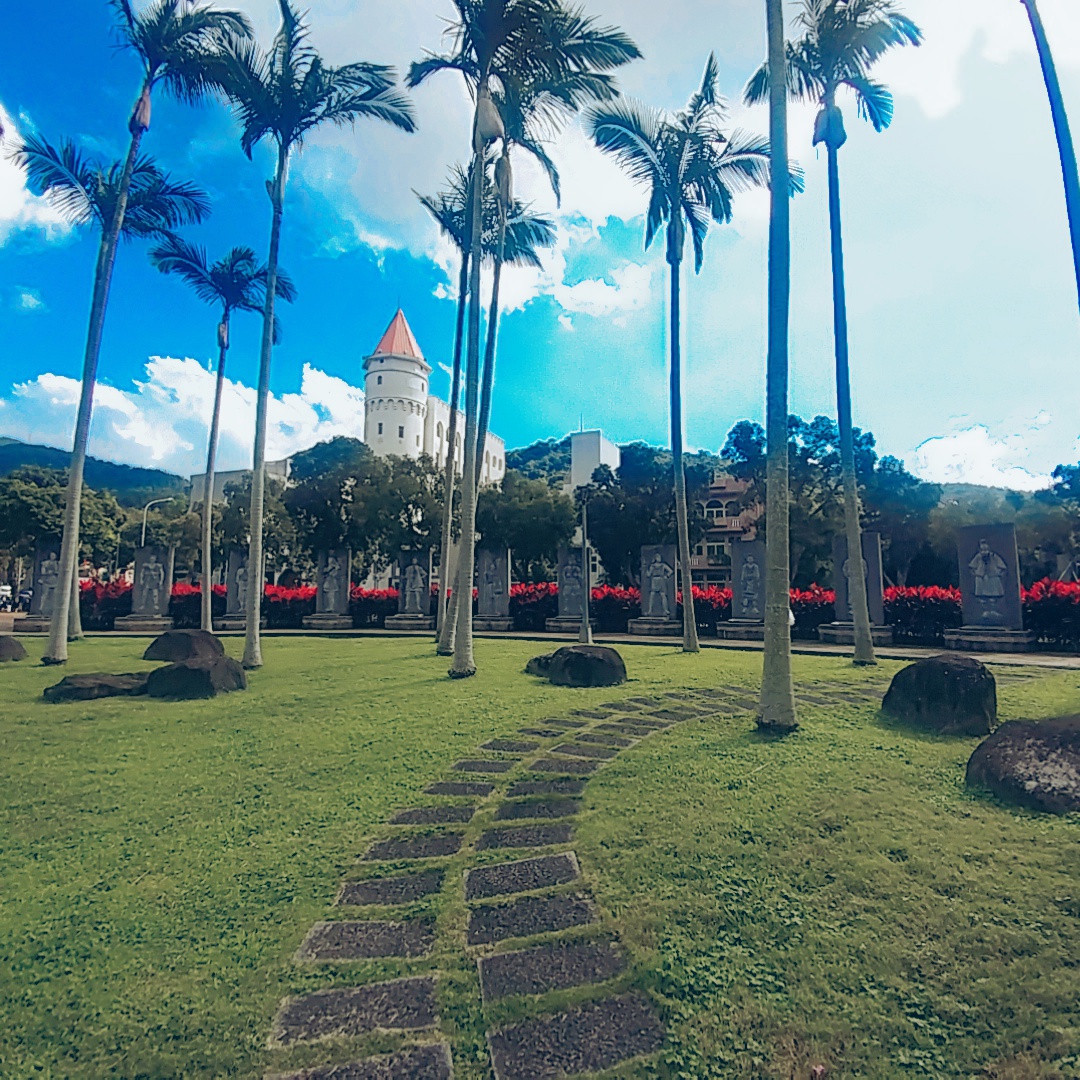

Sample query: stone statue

[235,563,249,612]
[137,551,166,614]
[739,553,761,618]
[324,554,343,612]
[404,556,428,614]
[39,550,60,617]
[562,561,582,609]
[968,539,1007,608]
[644,551,675,618]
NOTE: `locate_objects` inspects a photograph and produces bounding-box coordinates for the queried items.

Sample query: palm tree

[587,55,774,654]
[17,0,247,664]
[11,136,210,662]
[1021,0,1080,316]
[215,0,414,669]
[409,0,639,677]
[419,165,556,655]
[746,0,920,667]
[758,0,799,732]
[149,235,296,633]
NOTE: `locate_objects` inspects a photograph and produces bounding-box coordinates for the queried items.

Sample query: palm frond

[8,134,98,227]
[585,98,663,189]
[844,74,894,131]
[687,52,721,119]
[149,232,219,304]
[503,205,556,268]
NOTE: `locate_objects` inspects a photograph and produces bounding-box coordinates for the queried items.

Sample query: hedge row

[76,578,1080,650]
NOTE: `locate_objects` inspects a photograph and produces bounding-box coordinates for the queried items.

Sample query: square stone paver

[425,781,494,797]
[495,798,581,821]
[465,852,580,900]
[507,778,587,797]
[598,722,656,738]
[481,739,539,753]
[576,732,633,747]
[269,1043,453,1079]
[569,708,615,719]
[528,757,598,776]
[623,696,666,708]
[478,939,625,1002]
[647,708,698,722]
[337,870,444,907]
[487,992,664,1079]
[552,742,618,760]
[543,718,587,728]
[271,976,438,1047]
[390,805,476,826]
[296,919,435,961]
[467,892,596,945]
[476,823,573,851]
[453,760,514,774]
[519,728,566,739]
[364,832,463,862]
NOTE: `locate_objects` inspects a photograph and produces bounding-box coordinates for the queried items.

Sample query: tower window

[378,423,383,435]
[398,426,405,439]
[377,375,382,385]
[416,435,420,447]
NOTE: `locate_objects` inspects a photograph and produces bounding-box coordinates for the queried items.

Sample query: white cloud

[13,286,47,313]
[0,104,73,246]
[0,357,367,476]
[911,424,1054,491]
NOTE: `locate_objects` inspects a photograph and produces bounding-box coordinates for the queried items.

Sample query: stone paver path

[264,676,895,1077]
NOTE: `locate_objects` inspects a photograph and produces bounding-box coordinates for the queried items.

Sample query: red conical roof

[373,309,424,360]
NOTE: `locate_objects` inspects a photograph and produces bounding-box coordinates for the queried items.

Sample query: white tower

[363,309,431,458]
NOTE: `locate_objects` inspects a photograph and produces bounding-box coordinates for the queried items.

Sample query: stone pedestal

[115,615,174,634]
[545,616,598,635]
[302,612,353,631]
[473,616,514,632]
[385,614,436,631]
[16,617,50,633]
[213,616,266,631]
[818,621,894,646]
[943,627,1036,653]
[718,619,765,641]
[628,617,681,637]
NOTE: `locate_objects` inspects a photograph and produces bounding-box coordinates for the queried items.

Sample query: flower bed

[884,585,962,646]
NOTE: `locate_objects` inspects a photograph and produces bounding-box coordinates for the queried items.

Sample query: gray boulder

[143,629,224,663]
[0,636,27,662]
[146,656,247,700]
[966,716,1080,814]
[547,645,627,688]
[525,652,556,677]
[882,654,996,736]
[43,672,149,703]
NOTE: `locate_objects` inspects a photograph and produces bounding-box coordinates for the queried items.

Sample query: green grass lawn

[1,637,1077,1079]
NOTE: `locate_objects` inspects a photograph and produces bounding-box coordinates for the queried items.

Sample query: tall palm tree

[587,55,775,654]
[419,165,556,655]
[215,0,414,669]
[759,0,799,731]
[11,136,210,662]
[409,0,639,677]
[747,0,920,667]
[149,235,296,633]
[20,0,247,664]
[1021,0,1080,316]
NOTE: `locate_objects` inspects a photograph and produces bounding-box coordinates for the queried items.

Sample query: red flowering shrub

[78,579,134,630]
[350,587,400,628]
[591,585,640,632]
[262,585,316,628]
[790,585,836,639]
[1023,578,1080,650]
[168,582,228,628]
[884,585,962,645]
[510,582,559,631]
[690,585,732,636]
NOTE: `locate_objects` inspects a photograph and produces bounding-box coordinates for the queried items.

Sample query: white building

[190,310,506,502]
[565,429,621,492]
[363,309,506,484]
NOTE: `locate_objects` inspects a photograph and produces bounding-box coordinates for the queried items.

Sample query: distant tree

[215,0,414,669]
[216,475,297,576]
[476,470,576,582]
[861,456,941,585]
[505,437,572,483]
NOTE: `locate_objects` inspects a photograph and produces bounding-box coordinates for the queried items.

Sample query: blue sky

[1,0,1079,488]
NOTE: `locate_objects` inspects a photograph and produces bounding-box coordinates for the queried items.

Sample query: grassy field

[0,636,1077,1079]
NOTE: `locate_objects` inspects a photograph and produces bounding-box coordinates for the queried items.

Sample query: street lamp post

[141,497,175,549]
[578,493,593,645]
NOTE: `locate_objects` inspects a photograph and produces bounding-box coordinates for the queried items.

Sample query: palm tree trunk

[202,323,229,634]
[242,146,287,670]
[475,217,507,490]
[450,147,485,679]
[1023,0,1080,314]
[826,141,875,665]
[759,0,798,731]
[435,253,469,655]
[43,125,145,664]
[668,252,699,653]
[68,562,83,640]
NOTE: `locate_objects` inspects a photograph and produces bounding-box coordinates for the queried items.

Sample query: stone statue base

[718,619,765,641]
[114,615,174,634]
[545,616,598,635]
[818,622,894,646]
[943,627,1036,653]
[303,613,353,631]
[16,617,50,633]
[213,616,266,631]
[628,617,681,637]
[385,614,436,631]
[474,616,514,632]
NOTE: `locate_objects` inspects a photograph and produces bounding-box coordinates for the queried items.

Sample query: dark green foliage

[505,437,572,482]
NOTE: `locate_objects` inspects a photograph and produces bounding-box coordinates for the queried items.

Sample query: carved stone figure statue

[644,551,675,617]
[404,556,428,614]
[739,553,761,618]
[138,552,166,614]
[324,554,343,612]
[39,551,60,617]
[235,563,249,612]
[969,539,1007,604]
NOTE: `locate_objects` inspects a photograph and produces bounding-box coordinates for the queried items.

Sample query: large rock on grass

[882,654,996,736]
[547,645,627,688]
[143,629,224,663]
[0,636,27,662]
[146,656,247,700]
[43,672,149,703]
[966,716,1080,814]
[525,652,556,677]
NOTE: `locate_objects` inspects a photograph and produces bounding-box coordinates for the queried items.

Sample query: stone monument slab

[546,546,596,634]
[476,547,513,631]
[385,547,435,630]
[303,548,352,630]
[21,539,62,631]
[629,544,679,636]
[818,530,893,645]
[719,539,766,641]
[116,546,174,633]
[214,548,252,631]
